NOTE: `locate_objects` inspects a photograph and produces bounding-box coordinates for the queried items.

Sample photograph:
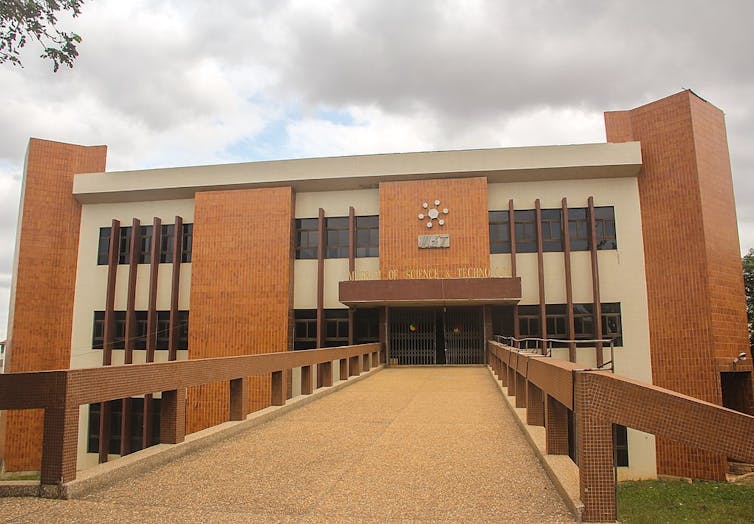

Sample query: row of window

[489,207,617,254]
[493,302,623,346]
[296,216,380,259]
[88,398,161,454]
[293,309,380,349]
[97,224,193,265]
[92,310,189,350]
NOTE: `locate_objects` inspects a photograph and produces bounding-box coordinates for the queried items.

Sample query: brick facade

[2,139,106,472]
[605,90,751,479]
[379,177,490,275]
[186,188,294,433]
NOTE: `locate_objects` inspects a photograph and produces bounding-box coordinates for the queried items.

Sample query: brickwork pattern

[379,177,490,275]
[605,90,750,479]
[187,188,294,434]
[3,139,106,472]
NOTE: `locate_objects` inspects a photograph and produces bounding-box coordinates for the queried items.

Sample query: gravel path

[0,367,574,523]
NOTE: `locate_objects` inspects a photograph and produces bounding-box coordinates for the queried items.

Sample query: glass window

[545,304,568,345]
[514,210,537,253]
[97,228,111,265]
[355,308,379,343]
[614,424,629,467]
[181,223,193,263]
[355,215,379,257]
[294,309,317,350]
[573,303,594,343]
[326,217,349,259]
[160,224,175,263]
[295,219,319,260]
[489,210,511,254]
[541,209,563,252]
[601,302,623,346]
[325,309,349,347]
[138,225,152,264]
[118,227,131,264]
[568,208,589,251]
[595,206,617,250]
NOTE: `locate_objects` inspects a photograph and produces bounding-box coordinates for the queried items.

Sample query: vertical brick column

[229,378,249,421]
[362,352,370,372]
[527,382,545,426]
[506,363,515,395]
[349,356,360,376]
[545,395,569,455]
[271,370,286,406]
[500,359,508,387]
[187,188,294,433]
[605,91,750,479]
[3,139,106,473]
[319,361,333,387]
[575,373,616,522]
[301,366,313,395]
[339,358,349,381]
[159,388,186,444]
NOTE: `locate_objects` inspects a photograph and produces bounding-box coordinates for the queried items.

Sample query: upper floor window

[295,218,319,260]
[326,217,349,259]
[514,210,537,253]
[568,208,590,251]
[92,310,189,350]
[489,211,511,254]
[594,207,617,250]
[97,223,193,265]
[541,209,563,252]
[356,215,379,257]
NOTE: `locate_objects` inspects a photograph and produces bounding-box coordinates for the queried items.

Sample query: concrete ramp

[0,368,574,522]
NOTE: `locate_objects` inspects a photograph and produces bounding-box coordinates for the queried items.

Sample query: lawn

[618,479,754,523]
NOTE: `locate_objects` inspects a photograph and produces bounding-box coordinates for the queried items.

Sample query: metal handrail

[491,335,615,372]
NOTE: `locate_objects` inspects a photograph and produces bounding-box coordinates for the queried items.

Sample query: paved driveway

[0,367,574,523]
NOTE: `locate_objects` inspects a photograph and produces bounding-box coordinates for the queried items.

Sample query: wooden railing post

[160,388,186,444]
[271,370,286,405]
[229,377,248,421]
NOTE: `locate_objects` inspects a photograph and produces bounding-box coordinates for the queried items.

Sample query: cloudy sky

[1,0,753,340]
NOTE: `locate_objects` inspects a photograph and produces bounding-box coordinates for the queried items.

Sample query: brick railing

[488,340,754,522]
[0,343,382,489]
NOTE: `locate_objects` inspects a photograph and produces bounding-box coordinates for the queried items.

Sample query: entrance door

[444,307,484,364]
[389,307,484,365]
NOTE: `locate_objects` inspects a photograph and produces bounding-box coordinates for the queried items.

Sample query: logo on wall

[418,200,449,228]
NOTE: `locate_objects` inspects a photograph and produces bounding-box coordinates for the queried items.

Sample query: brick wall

[186,188,294,433]
[379,177,490,275]
[2,139,107,471]
[605,90,751,479]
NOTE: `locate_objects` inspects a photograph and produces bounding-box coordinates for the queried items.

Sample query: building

[1,90,751,482]
[0,340,5,373]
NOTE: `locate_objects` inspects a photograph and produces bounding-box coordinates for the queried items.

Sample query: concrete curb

[3,365,384,499]
[486,367,585,523]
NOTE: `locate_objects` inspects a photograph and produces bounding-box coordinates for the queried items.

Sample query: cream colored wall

[295,189,379,217]
[71,199,194,470]
[488,177,656,479]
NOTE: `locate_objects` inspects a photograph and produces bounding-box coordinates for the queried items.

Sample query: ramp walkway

[0,367,574,523]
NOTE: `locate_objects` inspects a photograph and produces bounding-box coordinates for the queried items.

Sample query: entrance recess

[389,307,484,365]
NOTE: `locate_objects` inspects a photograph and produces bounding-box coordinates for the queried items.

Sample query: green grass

[0,471,40,481]
[618,480,754,523]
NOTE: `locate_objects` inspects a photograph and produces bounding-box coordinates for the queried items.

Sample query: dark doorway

[389,307,484,365]
[721,371,754,416]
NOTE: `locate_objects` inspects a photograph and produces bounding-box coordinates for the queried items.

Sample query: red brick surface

[186,188,294,433]
[379,177,490,275]
[2,139,106,472]
[605,91,750,479]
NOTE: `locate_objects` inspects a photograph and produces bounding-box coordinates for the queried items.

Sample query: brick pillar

[576,373,616,522]
[160,388,186,444]
[545,395,569,455]
[229,378,248,421]
[271,370,286,406]
[339,358,349,381]
[40,403,79,487]
[349,356,360,376]
[506,365,516,396]
[515,372,526,408]
[527,382,545,426]
[362,353,370,372]
[319,361,333,387]
[301,366,313,395]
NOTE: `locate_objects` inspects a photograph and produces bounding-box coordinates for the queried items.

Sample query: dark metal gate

[389,309,436,365]
[444,307,484,364]
[389,307,484,365]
